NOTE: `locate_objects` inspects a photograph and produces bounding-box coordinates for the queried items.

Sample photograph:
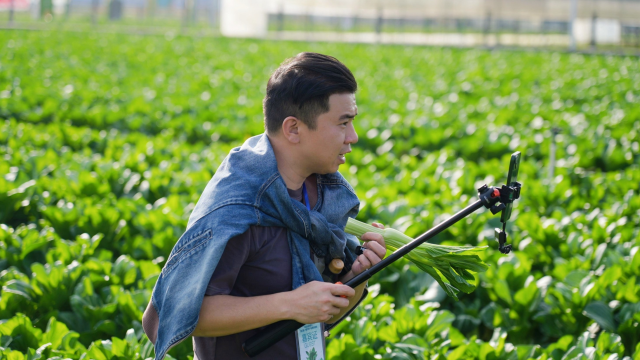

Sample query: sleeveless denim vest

[147,133,360,359]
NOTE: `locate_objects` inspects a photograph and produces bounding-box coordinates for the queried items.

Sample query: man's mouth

[338,150,350,163]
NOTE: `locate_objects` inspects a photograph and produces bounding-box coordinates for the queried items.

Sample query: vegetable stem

[345,218,489,300]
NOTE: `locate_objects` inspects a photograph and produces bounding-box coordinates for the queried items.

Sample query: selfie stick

[243,152,522,358]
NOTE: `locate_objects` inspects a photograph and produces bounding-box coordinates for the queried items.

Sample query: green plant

[1,29,639,359]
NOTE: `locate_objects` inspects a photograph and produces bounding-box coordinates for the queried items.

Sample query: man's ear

[281,116,301,144]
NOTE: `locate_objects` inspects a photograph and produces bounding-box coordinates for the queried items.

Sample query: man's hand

[321,222,386,324]
[288,223,387,325]
[349,222,386,276]
[288,281,355,323]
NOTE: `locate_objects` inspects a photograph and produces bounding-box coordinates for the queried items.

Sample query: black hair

[263,52,357,134]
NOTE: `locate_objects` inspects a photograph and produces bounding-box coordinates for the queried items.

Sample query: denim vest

[148,133,360,360]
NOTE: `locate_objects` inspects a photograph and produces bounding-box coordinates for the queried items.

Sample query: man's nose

[346,122,358,144]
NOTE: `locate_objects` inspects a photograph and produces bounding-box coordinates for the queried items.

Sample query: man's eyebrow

[339,112,357,120]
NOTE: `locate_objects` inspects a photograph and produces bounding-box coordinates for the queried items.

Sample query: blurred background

[2,0,640,52]
[2,0,640,359]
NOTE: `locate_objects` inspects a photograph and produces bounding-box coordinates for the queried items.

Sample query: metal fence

[1,0,221,28]
[2,0,640,51]
[261,0,640,49]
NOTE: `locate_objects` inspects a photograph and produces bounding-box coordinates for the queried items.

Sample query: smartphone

[500,151,521,223]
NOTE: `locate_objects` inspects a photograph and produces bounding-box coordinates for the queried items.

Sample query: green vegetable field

[1,30,640,360]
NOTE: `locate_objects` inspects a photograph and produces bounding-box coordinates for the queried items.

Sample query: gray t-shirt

[192,183,317,360]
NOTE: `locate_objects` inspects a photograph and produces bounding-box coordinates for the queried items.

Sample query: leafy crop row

[1,30,639,359]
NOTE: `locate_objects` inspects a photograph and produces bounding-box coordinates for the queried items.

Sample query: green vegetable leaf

[583,301,616,332]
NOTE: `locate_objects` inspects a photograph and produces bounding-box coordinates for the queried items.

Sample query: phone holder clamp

[476,182,522,255]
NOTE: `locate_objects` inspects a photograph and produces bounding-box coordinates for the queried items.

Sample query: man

[143,52,386,360]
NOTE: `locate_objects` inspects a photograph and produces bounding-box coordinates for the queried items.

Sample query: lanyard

[298,183,325,360]
[302,182,311,211]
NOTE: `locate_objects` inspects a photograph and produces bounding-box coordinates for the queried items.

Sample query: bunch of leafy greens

[345,218,488,300]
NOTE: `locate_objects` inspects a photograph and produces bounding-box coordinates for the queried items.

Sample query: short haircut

[263,52,357,134]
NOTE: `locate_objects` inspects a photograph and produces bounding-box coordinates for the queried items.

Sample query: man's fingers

[360,232,384,242]
[328,306,342,315]
[330,284,355,298]
[350,261,364,276]
[372,222,385,229]
[362,240,386,259]
[356,254,372,269]
[360,232,387,259]
[329,297,350,309]
[363,248,382,266]
[361,232,385,249]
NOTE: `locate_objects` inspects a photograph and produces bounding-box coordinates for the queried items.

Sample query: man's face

[299,93,359,175]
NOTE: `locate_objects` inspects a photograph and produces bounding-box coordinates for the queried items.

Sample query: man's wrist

[275,291,293,321]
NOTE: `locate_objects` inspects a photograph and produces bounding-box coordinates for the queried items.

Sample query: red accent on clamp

[491,189,500,198]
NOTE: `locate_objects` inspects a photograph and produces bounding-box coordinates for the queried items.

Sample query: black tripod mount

[477,182,521,254]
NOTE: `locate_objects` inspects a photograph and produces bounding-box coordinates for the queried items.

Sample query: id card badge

[295,323,326,360]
